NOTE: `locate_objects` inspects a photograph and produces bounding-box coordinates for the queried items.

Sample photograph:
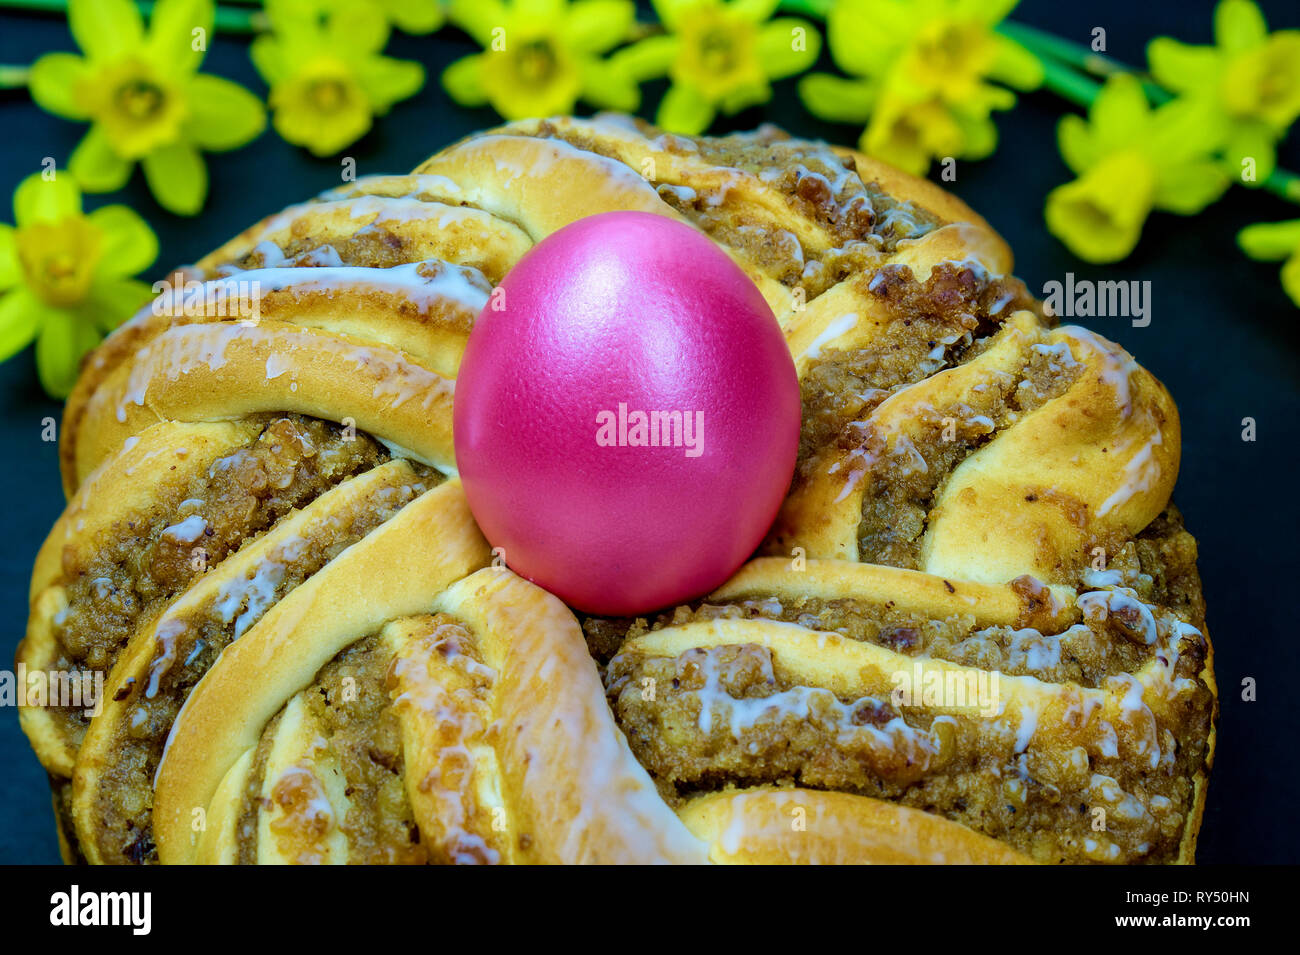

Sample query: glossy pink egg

[453,211,799,615]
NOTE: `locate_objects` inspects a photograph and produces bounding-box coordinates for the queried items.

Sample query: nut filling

[50,415,391,748]
[234,613,493,865]
[235,632,427,865]
[609,606,1212,865]
[90,461,437,865]
[600,501,1211,865]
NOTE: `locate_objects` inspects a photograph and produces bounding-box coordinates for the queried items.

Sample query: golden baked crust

[19,113,1215,864]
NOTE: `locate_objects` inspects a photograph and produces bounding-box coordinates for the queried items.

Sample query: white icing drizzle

[1097,429,1164,518]
[317,173,464,203]
[804,312,859,361]
[160,514,208,545]
[1081,567,1124,587]
[1013,700,1040,752]
[1006,626,1067,672]
[118,323,455,423]
[201,261,491,315]
[688,647,939,763]
[1077,586,1159,645]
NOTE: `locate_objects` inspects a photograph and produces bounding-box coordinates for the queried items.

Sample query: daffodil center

[677,11,760,98]
[1220,35,1300,126]
[913,20,988,78]
[699,28,740,75]
[308,78,352,113]
[1251,45,1300,110]
[91,59,186,159]
[513,39,559,85]
[17,219,103,308]
[115,77,168,121]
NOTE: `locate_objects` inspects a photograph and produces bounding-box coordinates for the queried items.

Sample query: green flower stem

[1033,54,1105,111]
[997,21,1128,78]
[0,0,265,33]
[998,23,1170,104]
[0,64,30,87]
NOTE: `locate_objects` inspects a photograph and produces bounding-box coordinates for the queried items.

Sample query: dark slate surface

[1,0,1296,864]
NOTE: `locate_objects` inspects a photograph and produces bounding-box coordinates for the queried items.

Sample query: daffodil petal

[657,83,715,135]
[387,0,444,34]
[35,309,100,399]
[448,0,508,47]
[565,0,635,55]
[69,127,135,194]
[515,0,565,18]
[961,0,1019,25]
[989,36,1043,91]
[1090,74,1149,151]
[28,53,93,120]
[83,276,154,332]
[147,0,215,75]
[581,59,641,113]
[13,172,82,227]
[184,74,267,151]
[718,81,770,116]
[1215,0,1267,55]
[973,83,1016,113]
[1044,155,1156,264]
[1223,120,1277,185]
[0,288,44,364]
[250,35,288,86]
[356,57,425,113]
[828,0,910,78]
[798,72,876,123]
[142,142,207,215]
[952,110,998,161]
[1237,219,1300,260]
[0,224,18,292]
[272,91,372,157]
[70,0,144,61]
[1147,95,1227,159]
[327,3,390,55]
[729,0,782,23]
[442,54,489,106]
[262,0,312,32]
[1153,161,1229,214]
[1056,114,1095,175]
[1146,37,1220,94]
[611,36,679,82]
[864,125,930,176]
[1251,33,1300,129]
[1280,251,1300,308]
[652,0,707,32]
[758,19,822,80]
[88,205,159,278]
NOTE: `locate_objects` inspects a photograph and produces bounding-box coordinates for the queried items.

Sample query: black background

[1,0,1296,865]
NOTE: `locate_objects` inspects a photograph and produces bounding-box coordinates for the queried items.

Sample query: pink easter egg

[453,210,799,615]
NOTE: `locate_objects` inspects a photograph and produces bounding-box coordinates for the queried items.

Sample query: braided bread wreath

[17,113,1216,866]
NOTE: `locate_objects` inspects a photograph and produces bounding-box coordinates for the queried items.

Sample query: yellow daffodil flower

[1045,74,1229,263]
[610,0,820,135]
[0,173,157,397]
[27,0,266,216]
[1239,218,1300,307]
[442,0,640,120]
[252,0,425,157]
[799,0,1040,175]
[1148,0,1300,185]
